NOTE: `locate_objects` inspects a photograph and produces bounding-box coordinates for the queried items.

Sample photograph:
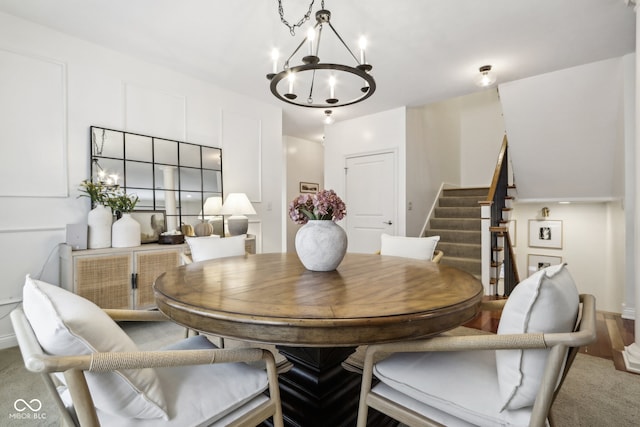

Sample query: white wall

[413,98,462,187]
[405,109,434,236]
[324,107,407,235]
[413,89,506,190]
[284,135,324,252]
[511,202,624,313]
[0,12,283,347]
[406,106,459,236]
[459,89,507,187]
[500,57,626,202]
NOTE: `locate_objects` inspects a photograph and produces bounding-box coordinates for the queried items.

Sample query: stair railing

[479,135,519,295]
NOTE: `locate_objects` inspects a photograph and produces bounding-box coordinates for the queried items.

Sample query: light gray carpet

[2,322,639,426]
[551,354,640,426]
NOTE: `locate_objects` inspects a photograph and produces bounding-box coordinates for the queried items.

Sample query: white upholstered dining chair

[11,275,283,427]
[379,233,443,263]
[356,264,596,427]
[182,234,246,264]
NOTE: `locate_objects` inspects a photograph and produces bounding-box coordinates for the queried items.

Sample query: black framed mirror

[90,126,223,234]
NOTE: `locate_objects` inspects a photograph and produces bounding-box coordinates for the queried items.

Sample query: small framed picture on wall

[528,219,562,249]
[528,254,562,277]
[299,182,319,193]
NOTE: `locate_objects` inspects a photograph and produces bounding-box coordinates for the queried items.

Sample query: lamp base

[227,215,248,236]
[209,217,224,236]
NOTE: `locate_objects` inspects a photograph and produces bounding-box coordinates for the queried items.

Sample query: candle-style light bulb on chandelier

[267,0,376,108]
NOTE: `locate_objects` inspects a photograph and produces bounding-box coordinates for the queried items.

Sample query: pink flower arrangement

[289,189,347,225]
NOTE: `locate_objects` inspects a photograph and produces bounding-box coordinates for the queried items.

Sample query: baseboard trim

[0,334,17,350]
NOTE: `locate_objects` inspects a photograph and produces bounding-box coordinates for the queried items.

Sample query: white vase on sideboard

[112,213,141,248]
[87,205,112,249]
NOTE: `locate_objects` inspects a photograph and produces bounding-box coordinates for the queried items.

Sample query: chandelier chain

[277,0,325,36]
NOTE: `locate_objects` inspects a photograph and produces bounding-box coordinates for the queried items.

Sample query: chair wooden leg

[356,353,375,427]
[529,345,567,427]
[64,369,100,427]
[264,350,284,427]
[40,373,76,427]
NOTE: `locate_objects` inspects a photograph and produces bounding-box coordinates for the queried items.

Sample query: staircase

[424,187,488,278]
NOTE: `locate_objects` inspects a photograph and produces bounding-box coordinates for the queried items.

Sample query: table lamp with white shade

[219,193,256,236]
[202,196,224,236]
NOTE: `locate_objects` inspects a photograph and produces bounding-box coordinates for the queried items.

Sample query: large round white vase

[112,213,141,248]
[295,220,348,271]
[87,205,112,249]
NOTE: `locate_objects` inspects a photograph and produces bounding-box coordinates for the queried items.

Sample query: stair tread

[442,255,482,263]
[437,242,481,247]
[428,187,489,277]
[432,218,481,221]
[429,229,480,233]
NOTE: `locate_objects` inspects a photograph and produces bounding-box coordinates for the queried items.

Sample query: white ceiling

[0,0,635,143]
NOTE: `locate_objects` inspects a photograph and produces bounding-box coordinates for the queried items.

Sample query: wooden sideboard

[244,233,256,254]
[59,243,186,310]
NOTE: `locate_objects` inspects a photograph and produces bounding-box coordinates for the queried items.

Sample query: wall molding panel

[123,82,187,141]
[0,48,68,197]
[0,226,66,234]
[221,110,262,202]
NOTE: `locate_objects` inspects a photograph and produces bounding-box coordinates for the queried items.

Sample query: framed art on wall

[528,254,562,277]
[300,182,319,193]
[528,219,562,249]
[130,210,166,243]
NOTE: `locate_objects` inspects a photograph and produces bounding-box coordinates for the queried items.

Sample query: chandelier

[267,0,376,108]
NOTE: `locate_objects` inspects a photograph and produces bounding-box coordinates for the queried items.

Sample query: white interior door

[345,152,396,253]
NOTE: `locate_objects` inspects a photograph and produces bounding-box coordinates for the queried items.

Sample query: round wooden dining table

[154,252,483,427]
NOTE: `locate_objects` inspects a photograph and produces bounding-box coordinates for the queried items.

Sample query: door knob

[383,221,393,225]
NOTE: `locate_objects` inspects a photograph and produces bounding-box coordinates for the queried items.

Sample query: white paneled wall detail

[221,110,262,202]
[0,48,67,197]
[124,83,187,141]
[0,12,283,349]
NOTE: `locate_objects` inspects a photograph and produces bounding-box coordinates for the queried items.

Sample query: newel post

[479,201,492,295]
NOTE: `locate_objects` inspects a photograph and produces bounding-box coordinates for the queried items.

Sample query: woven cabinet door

[74,254,133,309]
[134,250,180,309]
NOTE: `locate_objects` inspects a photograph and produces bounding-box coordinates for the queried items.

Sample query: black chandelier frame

[267,8,376,108]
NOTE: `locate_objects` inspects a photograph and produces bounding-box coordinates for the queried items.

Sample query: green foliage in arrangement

[78,180,139,214]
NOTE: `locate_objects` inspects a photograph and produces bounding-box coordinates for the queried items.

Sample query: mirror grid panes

[90,126,223,234]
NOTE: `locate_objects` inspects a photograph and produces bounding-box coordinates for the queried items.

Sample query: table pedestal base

[269,346,397,427]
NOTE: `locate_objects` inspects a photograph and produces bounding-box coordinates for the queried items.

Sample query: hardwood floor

[463,303,639,374]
